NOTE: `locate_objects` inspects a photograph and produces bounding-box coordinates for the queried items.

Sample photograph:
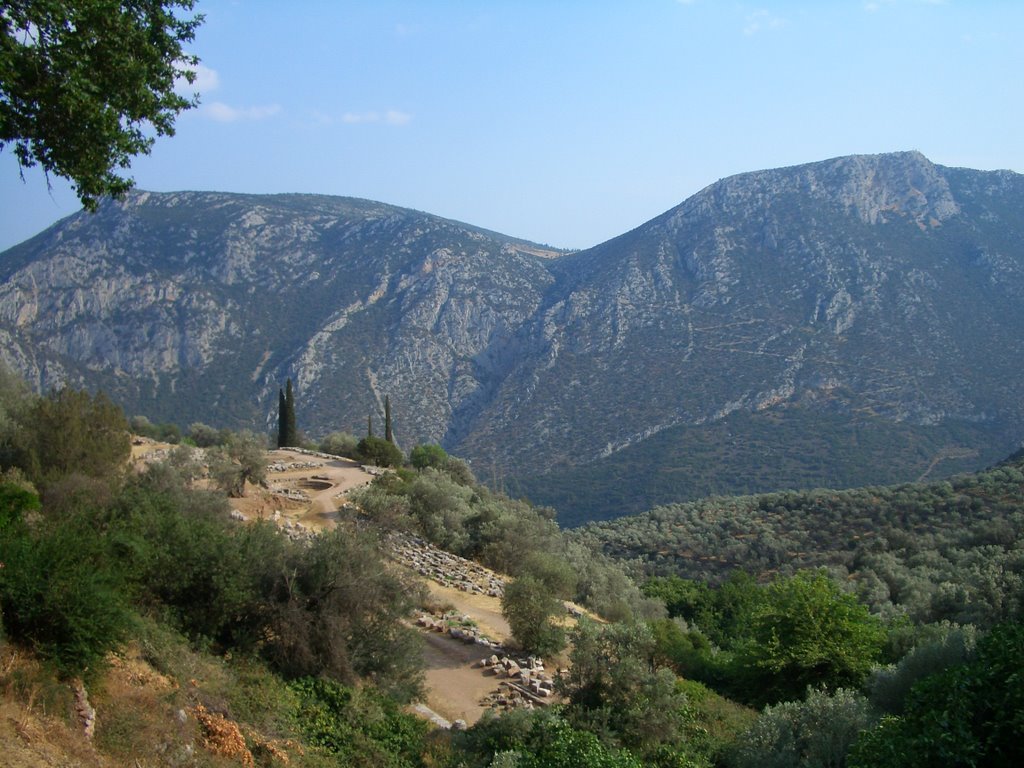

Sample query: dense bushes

[582,456,1024,628]
[291,676,429,767]
[736,571,885,706]
[98,462,425,697]
[17,388,130,488]
[319,430,359,458]
[0,485,131,676]
[644,570,885,707]
[849,621,1024,767]
[357,435,405,467]
[0,372,424,699]
[456,708,645,768]
[728,688,873,768]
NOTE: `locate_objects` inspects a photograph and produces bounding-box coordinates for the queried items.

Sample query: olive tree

[207,430,267,498]
[1,0,203,207]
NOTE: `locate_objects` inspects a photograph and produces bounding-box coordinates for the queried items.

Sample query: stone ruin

[477,654,557,712]
[415,611,503,651]
[387,531,505,598]
[267,460,323,473]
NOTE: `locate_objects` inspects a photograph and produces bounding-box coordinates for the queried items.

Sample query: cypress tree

[367,413,374,438]
[277,388,287,447]
[384,395,394,444]
[284,378,297,446]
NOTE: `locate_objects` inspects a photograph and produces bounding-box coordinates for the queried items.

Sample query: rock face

[3,152,1024,522]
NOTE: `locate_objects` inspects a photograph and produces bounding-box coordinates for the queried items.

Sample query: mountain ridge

[2,151,1023,523]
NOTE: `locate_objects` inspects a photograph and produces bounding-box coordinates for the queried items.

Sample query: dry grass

[0,645,109,768]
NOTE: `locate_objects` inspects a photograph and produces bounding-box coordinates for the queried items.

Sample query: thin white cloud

[174,62,220,97]
[191,64,221,94]
[204,101,281,122]
[384,110,412,126]
[743,9,786,36]
[336,110,412,126]
[341,111,379,124]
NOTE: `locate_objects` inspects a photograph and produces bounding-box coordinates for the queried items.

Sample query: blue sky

[2,0,1022,252]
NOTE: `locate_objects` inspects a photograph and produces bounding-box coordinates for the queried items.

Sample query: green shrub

[867,621,978,715]
[501,575,566,657]
[15,388,130,488]
[0,513,132,677]
[260,526,425,700]
[849,621,1024,768]
[559,619,694,763]
[357,436,404,468]
[728,687,874,768]
[458,709,644,768]
[320,431,359,458]
[291,677,429,768]
[187,421,226,447]
[409,443,448,470]
[735,571,885,706]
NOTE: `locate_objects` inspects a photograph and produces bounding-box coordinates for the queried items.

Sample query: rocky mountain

[2,152,1024,523]
[0,192,561,442]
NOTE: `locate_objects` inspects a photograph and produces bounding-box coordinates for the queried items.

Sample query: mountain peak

[815,150,960,226]
[670,150,960,231]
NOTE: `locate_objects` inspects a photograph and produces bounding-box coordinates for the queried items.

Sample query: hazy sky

[2,0,1022,252]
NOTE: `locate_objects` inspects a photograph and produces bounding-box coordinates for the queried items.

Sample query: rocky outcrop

[415,610,504,650]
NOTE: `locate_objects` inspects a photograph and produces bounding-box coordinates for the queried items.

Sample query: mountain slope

[460,152,1024,468]
[0,191,560,438]
[458,152,1024,518]
[2,152,1024,523]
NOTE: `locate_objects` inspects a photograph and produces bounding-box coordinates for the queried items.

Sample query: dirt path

[419,633,501,725]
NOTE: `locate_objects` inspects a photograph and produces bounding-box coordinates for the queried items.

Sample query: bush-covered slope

[512,406,1005,526]
[577,451,1024,626]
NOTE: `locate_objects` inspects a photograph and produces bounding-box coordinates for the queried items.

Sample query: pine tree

[284,378,297,446]
[384,395,394,444]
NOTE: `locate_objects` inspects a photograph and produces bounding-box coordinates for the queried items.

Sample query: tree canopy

[16,387,130,488]
[737,570,886,705]
[0,0,203,208]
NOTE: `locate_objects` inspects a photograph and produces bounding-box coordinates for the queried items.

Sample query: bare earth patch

[419,633,504,726]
